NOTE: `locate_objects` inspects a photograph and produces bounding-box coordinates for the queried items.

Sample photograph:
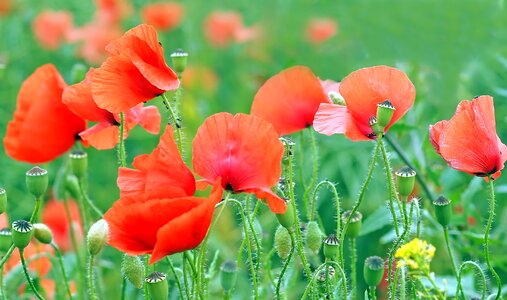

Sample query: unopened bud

[369,116,383,136]
[433,196,452,227]
[376,100,395,128]
[276,200,294,230]
[328,91,345,105]
[87,219,109,255]
[220,260,238,293]
[122,254,145,289]
[395,166,416,198]
[70,151,88,178]
[171,49,188,74]
[33,223,53,244]
[342,210,363,238]
[323,234,339,261]
[305,221,323,254]
[274,225,292,259]
[146,272,168,300]
[12,220,33,249]
[364,256,384,287]
[0,188,6,214]
[26,167,48,198]
[0,228,12,253]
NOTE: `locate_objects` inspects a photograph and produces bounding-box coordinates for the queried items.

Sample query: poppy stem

[485,178,502,299]
[442,227,464,298]
[379,138,402,237]
[455,261,486,300]
[303,128,319,221]
[51,242,73,299]
[276,229,295,299]
[88,254,97,300]
[19,249,45,300]
[118,112,127,167]
[77,177,104,218]
[161,93,183,154]
[166,256,184,298]
[0,245,14,269]
[369,286,377,300]
[29,196,43,223]
[301,261,347,300]
[350,237,357,299]
[0,260,6,300]
[311,181,341,237]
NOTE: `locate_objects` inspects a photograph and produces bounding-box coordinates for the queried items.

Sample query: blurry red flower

[95,0,132,25]
[42,199,82,251]
[5,242,53,276]
[203,11,258,47]
[32,10,73,50]
[182,65,219,95]
[117,126,195,199]
[314,65,415,141]
[305,18,338,44]
[0,0,12,15]
[63,68,161,150]
[429,95,507,180]
[4,64,86,163]
[142,2,184,31]
[251,66,331,136]
[91,24,179,113]
[0,214,8,228]
[192,112,286,213]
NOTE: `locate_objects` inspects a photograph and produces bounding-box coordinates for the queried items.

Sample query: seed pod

[12,220,33,249]
[276,200,295,230]
[305,221,323,254]
[0,228,12,253]
[26,167,48,198]
[316,265,337,295]
[323,234,339,261]
[171,49,188,74]
[87,219,109,255]
[0,188,6,215]
[220,260,238,293]
[376,100,395,128]
[274,225,292,259]
[342,210,363,238]
[65,175,81,200]
[395,166,416,198]
[369,116,383,136]
[69,151,88,178]
[146,272,168,300]
[364,256,384,287]
[122,254,145,289]
[433,196,452,227]
[33,223,53,244]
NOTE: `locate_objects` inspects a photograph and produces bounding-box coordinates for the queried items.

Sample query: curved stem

[424,271,445,299]
[485,178,502,299]
[0,245,14,268]
[20,249,45,300]
[166,256,184,298]
[276,231,295,299]
[78,178,103,218]
[455,261,486,300]
[303,128,319,220]
[311,180,341,237]
[379,138,402,237]
[443,227,464,298]
[339,139,381,269]
[51,243,72,299]
[301,261,347,300]
[161,93,183,154]
[118,112,127,167]
[88,255,97,300]
[350,238,357,300]
[29,196,43,223]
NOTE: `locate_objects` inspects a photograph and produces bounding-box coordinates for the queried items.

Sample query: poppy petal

[79,123,121,150]
[313,103,369,141]
[245,187,287,214]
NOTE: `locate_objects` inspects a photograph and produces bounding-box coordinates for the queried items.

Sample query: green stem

[88,255,97,300]
[0,245,14,268]
[183,251,201,300]
[119,112,127,167]
[166,256,184,298]
[485,178,502,299]
[414,199,421,238]
[350,238,357,300]
[369,286,377,300]
[301,261,347,300]
[303,128,319,220]
[78,178,103,218]
[455,261,486,300]
[443,227,464,298]
[51,243,72,299]
[161,93,183,154]
[339,139,381,269]
[276,231,295,299]
[20,249,45,300]
[379,138,402,237]
[424,271,445,299]
[29,196,43,223]
[0,261,6,300]
[182,253,191,299]
[400,266,406,300]
[311,181,341,237]
[144,256,149,300]
[120,277,126,300]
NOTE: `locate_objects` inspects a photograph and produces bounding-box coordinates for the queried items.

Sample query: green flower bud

[71,63,87,84]
[220,260,238,293]
[0,188,6,215]
[12,220,33,249]
[369,116,383,137]
[323,234,339,261]
[146,272,168,300]
[376,100,395,128]
[433,196,452,227]
[276,199,294,230]
[26,167,48,198]
[395,166,416,198]
[328,91,345,106]
[274,225,292,259]
[87,219,109,255]
[316,266,337,295]
[65,175,81,200]
[342,210,363,238]
[122,254,145,289]
[171,49,188,74]
[305,221,323,254]
[364,256,385,287]
[0,228,12,253]
[33,223,53,244]
[69,151,88,178]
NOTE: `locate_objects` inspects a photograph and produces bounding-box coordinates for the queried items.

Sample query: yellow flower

[395,238,435,273]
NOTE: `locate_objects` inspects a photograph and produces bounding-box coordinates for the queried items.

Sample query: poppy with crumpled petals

[429,95,507,180]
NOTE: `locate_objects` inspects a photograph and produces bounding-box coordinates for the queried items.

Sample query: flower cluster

[395,238,435,273]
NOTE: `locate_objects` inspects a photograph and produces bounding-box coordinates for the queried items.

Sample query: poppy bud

[33,223,53,244]
[276,199,294,230]
[26,167,48,198]
[363,256,384,287]
[328,91,345,106]
[11,220,33,249]
[395,166,416,198]
[305,221,323,254]
[323,234,339,261]
[171,49,188,74]
[146,271,168,300]
[220,260,238,293]
[274,225,292,259]
[87,219,109,255]
[0,228,12,253]
[376,100,395,128]
[433,196,452,227]
[122,254,145,289]
[65,175,81,200]
[71,63,87,84]
[341,210,363,238]
[70,150,88,178]
[369,116,383,136]
[0,188,6,214]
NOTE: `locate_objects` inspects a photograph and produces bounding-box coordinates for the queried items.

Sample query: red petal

[79,122,121,150]
[125,104,161,134]
[245,187,287,214]
[313,103,370,141]
[428,120,448,155]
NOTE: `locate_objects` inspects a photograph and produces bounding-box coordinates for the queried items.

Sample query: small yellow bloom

[395,238,435,272]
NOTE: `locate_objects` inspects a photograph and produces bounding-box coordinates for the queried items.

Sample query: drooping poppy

[117,126,195,199]
[32,10,73,50]
[313,65,416,141]
[429,95,507,180]
[91,24,179,113]
[192,112,286,213]
[104,181,223,264]
[142,2,184,31]
[305,18,338,44]
[4,64,87,163]
[42,199,82,252]
[63,68,161,150]
[251,66,331,136]
[203,11,257,47]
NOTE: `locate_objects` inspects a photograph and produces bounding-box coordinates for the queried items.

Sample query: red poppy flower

[42,199,82,251]
[5,242,53,277]
[251,66,331,136]
[91,24,179,113]
[314,65,416,141]
[203,11,257,47]
[4,64,86,163]
[429,95,507,180]
[0,0,12,15]
[305,18,338,44]
[192,112,286,213]
[32,10,73,50]
[117,126,195,199]
[142,2,184,31]
[63,68,161,150]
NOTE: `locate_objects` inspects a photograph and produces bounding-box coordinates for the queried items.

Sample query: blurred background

[1,0,506,298]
